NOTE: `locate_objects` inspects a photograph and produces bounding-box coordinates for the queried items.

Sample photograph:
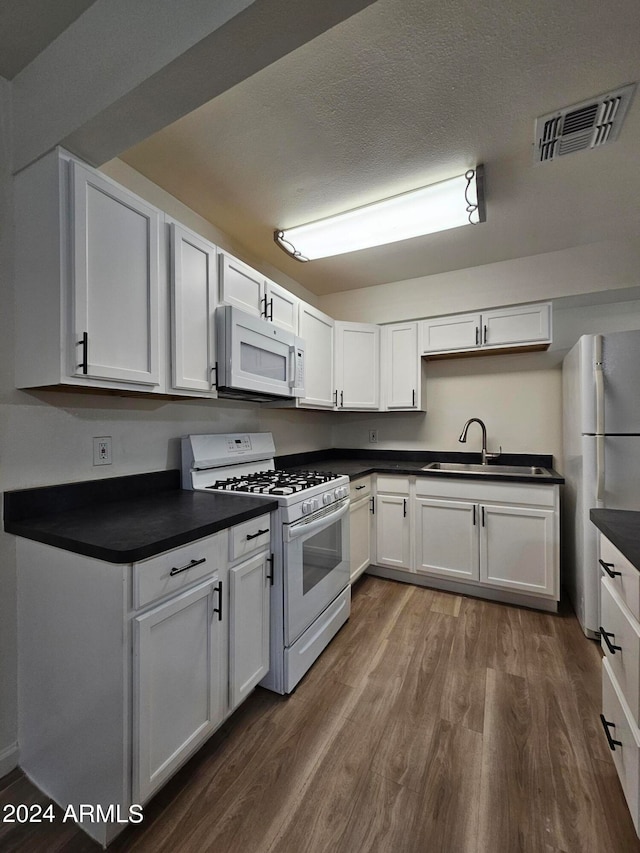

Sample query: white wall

[0,76,18,775]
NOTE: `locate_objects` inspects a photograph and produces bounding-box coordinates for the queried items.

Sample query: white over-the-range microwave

[215,305,305,401]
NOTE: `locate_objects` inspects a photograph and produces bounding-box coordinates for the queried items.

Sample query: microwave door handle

[285,499,350,542]
[288,345,295,388]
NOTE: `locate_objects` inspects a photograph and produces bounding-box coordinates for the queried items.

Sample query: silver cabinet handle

[169,557,206,576]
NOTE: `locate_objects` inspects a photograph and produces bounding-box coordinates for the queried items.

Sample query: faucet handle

[485,445,502,462]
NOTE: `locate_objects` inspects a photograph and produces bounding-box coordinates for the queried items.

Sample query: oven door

[216,305,304,398]
[283,498,350,645]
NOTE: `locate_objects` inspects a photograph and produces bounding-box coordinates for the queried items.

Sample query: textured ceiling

[118,0,638,295]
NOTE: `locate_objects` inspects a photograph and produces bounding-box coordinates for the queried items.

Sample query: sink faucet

[458,418,501,465]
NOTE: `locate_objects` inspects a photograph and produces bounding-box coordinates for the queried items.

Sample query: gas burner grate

[206,469,341,495]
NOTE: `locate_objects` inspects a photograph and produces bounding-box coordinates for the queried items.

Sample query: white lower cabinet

[373,477,411,571]
[228,551,271,711]
[599,532,640,836]
[415,497,478,581]
[16,515,271,847]
[370,475,560,608]
[134,577,225,803]
[349,476,373,583]
[480,503,556,596]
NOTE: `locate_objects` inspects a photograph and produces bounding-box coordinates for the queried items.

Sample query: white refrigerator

[562,330,640,638]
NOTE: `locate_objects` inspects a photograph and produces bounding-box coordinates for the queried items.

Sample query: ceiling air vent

[534,83,636,163]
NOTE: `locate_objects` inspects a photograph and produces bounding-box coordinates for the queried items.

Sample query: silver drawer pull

[169,557,206,576]
[246,528,269,541]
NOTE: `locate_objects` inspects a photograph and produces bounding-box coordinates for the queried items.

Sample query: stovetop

[205,469,342,496]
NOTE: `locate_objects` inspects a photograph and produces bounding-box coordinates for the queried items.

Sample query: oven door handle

[285,499,350,542]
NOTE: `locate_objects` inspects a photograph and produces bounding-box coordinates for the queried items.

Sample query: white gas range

[181,433,351,694]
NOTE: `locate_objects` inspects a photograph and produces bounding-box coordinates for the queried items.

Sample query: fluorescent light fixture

[274,166,485,261]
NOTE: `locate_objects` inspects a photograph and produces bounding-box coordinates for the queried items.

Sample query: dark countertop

[4,470,277,564]
[276,449,564,485]
[590,509,640,570]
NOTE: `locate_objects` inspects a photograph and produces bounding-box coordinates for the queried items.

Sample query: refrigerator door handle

[594,334,605,506]
[594,334,605,435]
[595,434,605,506]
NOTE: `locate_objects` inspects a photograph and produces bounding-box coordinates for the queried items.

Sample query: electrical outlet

[369,429,378,444]
[93,436,112,466]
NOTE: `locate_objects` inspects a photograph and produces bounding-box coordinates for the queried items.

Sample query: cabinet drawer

[601,578,640,728]
[351,476,372,500]
[602,658,640,834]
[134,533,223,609]
[375,475,410,495]
[600,535,640,622]
[229,514,271,563]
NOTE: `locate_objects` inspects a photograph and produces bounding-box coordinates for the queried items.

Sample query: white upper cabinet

[218,251,298,334]
[169,222,218,396]
[15,149,164,392]
[218,252,264,317]
[70,162,161,386]
[335,321,380,410]
[482,303,552,348]
[264,279,299,334]
[421,313,481,354]
[420,303,552,356]
[298,302,335,408]
[381,322,423,410]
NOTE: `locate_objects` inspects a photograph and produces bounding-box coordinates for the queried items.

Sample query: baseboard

[366,565,558,613]
[0,742,19,778]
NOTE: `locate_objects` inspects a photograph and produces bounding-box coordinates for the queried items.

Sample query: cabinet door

[420,313,480,354]
[480,503,557,596]
[415,498,479,580]
[374,493,411,570]
[228,552,270,711]
[133,578,224,803]
[70,161,160,386]
[350,495,372,583]
[336,322,380,409]
[218,252,265,317]
[482,303,551,348]
[265,280,298,334]
[383,322,420,409]
[170,223,217,394]
[298,302,335,408]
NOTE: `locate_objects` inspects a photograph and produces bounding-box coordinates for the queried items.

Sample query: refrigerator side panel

[602,330,640,433]
[561,430,599,637]
[563,335,596,435]
[601,435,640,510]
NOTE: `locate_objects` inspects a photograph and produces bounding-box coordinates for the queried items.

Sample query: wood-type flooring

[1,575,639,852]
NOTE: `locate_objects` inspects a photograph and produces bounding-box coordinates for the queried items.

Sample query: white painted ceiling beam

[12,0,379,171]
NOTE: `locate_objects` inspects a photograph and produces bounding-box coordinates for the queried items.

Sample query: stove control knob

[322,491,335,505]
[335,486,349,500]
[302,500,314,515]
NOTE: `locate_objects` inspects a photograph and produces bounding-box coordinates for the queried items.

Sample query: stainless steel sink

[421,462,551,477]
